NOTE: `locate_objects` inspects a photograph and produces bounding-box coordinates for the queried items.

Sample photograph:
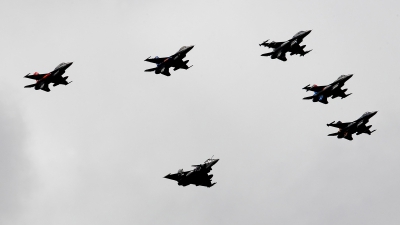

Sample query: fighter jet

[302,74,353,104]
[144,45,194,76]
[260,30,312,61]
[327,111,378,141]
[24,62,73,92]
[164,157,219,188]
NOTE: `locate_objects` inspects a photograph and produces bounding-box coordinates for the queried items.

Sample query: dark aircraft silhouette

[164,157,219,188]
[327,111,378,141]
[303,74,353,104]
[260,30,312,61]
[24,62,73,92]
[144,45,194,76]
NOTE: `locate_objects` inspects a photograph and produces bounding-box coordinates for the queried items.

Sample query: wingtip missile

[327,121,335,126]
[24,83,36,88]
[261,52,273,57]
[303,84,311,91]
[303,96,314,100]
[259,39,269,46]
[145,67,157,72]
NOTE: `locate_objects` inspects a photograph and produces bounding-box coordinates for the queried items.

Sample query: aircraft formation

[23,30,378,188]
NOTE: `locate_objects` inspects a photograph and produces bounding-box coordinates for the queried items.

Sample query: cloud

[0,97,30,224]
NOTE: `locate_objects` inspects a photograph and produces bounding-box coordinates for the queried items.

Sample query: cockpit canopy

[336,75,347,81]
[293,31,305,38]
[359,112,371,119]
[178,46,189,52]
[55,62,67,70]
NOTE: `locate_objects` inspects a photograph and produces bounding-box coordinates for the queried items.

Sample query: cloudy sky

[1,0,400,224]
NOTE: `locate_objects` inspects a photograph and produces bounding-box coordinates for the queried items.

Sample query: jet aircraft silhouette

[303,74,353,104]
[327,111,378,140]
[145,45,194,76]
[164,157,219,188]
[260,30,312,61]
[24,62,73,92]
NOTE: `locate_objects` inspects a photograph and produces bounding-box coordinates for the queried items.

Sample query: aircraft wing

[24,73,47,80]
[164,171,188,181]
[191,173,214,187]
[312,85,327,92]
[145,57,168,64]
[327,122,350,128]
[266,41,284,48]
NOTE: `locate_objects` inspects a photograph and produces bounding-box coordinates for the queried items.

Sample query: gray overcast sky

[1,0,400,224]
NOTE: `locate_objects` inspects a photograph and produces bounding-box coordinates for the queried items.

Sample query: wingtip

[208,182,217,188]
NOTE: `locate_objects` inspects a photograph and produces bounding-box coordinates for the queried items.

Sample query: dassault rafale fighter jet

[302,74,353,104]
[327,111,378,141]
[24,62,73,92]
[260,30,312,61]
[144,45,194,76]
[164,157,219,188]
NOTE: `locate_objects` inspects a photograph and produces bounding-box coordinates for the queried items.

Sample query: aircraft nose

[345,74,353,80]
[305,30,312,35]
[372,111,378,115]
[65,62,73,68]
[211,159,219,165]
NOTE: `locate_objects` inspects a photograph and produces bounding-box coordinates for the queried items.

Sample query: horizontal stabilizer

[161,67,171,76]
[344,134,353,140]
[24,84,36,88]
[303,84,311,91]
[301,49,312,56]
[342,93,352,99]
